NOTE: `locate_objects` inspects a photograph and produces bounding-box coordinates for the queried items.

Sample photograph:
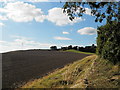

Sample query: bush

[96,21,120,64]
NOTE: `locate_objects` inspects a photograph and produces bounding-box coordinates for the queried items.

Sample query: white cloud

[0,36,56,53]
[27,0,49,2]
[0,22,5,26]
[76,7,92,16]
[84,8,92,15]
[77,27,97,35]
[0,0,15,2]
[0,15,8,20]
[35,15,46,22]
[62,31,69,34]
[47,7,85,26]
[54,36,72,40]
[0,3,85,26]
[11,35,32,40]
[0,1,45,22]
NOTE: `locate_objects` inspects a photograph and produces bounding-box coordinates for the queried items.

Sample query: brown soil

[2,50,90,88]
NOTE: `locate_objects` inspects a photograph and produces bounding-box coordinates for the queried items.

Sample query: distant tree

[73,46,78,50]
[78,47,84,51]
[68,45,73,49]
[92,44,95,47]
[85,46,91,52]
[50,46,57,50]
[61,47,68,50]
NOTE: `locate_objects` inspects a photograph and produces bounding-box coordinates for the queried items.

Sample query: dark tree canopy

[96,21,120,64]
[50,46,57,50]
[63,1,120,23]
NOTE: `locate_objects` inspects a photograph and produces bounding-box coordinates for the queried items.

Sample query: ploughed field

[2,50,89,88]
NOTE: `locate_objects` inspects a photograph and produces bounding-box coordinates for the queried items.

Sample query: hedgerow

[97,21,120,64]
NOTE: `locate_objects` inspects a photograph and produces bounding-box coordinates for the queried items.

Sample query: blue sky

[0,1,106,53]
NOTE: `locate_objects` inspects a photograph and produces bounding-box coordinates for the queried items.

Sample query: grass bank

[22,55,119,88]
[65,49,94,54]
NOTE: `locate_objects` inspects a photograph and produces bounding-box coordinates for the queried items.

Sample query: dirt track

[2,50,90,88]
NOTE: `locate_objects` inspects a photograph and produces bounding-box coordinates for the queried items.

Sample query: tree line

[50,44,96,53]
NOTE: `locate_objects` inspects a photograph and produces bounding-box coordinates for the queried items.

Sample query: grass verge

[22,55,119,88]
[65,49,94,54]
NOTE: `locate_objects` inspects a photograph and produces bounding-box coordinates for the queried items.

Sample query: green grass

[65,49,94,54]
[22,55,119,88]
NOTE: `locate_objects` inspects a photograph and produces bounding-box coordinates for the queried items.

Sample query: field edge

[21,54,119,88]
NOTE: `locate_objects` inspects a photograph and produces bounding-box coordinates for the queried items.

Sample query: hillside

[22,54,120,88]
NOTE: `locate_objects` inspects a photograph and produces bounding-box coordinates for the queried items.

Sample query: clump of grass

[22,55,119,88]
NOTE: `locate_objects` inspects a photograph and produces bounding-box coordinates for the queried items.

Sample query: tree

[61,47,68,50]
[97,21,120,64]
[73,46,78,50]
[78,46,84,51]
[68,45,73,49]
[63,1,120,23]
[63,1,120,63]
[50,46,57,50]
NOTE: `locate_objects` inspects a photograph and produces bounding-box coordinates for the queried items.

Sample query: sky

[0,0,107,53]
